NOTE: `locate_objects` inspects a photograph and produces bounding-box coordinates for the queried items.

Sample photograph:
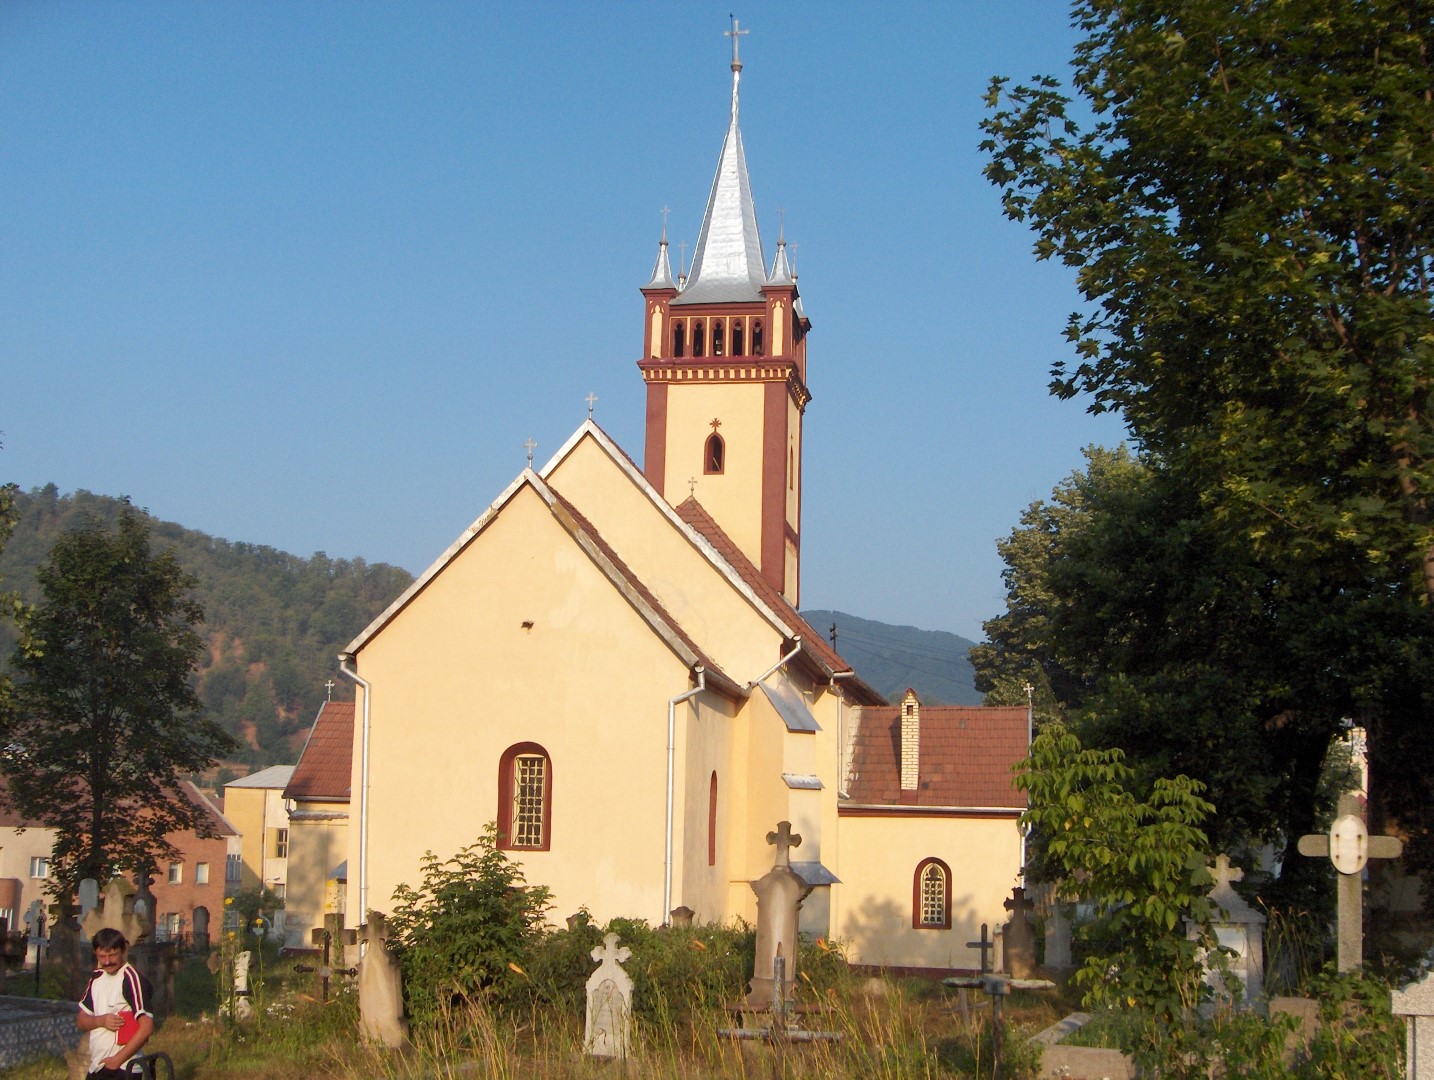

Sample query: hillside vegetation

[0,486,413,771]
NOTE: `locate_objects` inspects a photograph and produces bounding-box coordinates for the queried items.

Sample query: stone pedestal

[1392,969,1434,1080]
[357,911,408,1048]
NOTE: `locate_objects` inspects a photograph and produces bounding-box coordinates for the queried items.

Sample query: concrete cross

[1003,886,1035,920]
[966,922,994,974]
[765,820,801,868]
[1296,791,1403,972]
[590,931,631,969]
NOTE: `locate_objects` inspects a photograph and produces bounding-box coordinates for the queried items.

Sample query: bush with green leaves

[386,824,552,1026]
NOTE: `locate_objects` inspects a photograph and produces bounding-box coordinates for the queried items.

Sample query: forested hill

[0,486,414,772]
[799,609,982,705]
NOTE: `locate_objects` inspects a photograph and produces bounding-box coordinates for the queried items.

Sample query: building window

[673,321,685,358]
[708,772,718,867]
[226,854,242,883]
[705,433,725,474]
[712,319,725,356]
[169,862,183,885]
[29,856,50,880]
[157,913,181,941]
[272,882,286,902]
[275,828,289,858]
[913,858,952,929]
[752,320,764,356]
[498,742,553,851]
[196,862,210,885]
[731,320,744,356]
[692,320,705,356]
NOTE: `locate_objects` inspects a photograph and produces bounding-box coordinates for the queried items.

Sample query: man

[77,927,154,1078]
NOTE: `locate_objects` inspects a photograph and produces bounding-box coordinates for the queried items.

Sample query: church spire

[644,209,677,291]
[672,17,766,307]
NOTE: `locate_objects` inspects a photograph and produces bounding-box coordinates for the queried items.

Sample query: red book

[117,1007,141,1045]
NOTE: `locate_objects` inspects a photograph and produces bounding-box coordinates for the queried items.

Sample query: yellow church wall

[546,433,780,677]
[348,483,707,929]
[284,806,347,950]
[833,814,1023,970]
[676,693,742,924]
[662,382,768,570]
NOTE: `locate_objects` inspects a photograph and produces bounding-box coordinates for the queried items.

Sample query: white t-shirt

[78,962,152,1073]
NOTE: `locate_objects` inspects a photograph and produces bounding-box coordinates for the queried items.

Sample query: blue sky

[2,2,1127,642]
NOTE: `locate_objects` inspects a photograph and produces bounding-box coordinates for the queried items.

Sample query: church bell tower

[637,21,811,606]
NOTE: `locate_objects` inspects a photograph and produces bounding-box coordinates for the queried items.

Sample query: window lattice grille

[512,754,547,847]
[920,864,946,926]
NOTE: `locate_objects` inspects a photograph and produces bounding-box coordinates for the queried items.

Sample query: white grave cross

[584,933,633,1060]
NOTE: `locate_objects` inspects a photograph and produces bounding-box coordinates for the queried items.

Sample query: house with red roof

[333,35,1025,972]
[280,700,353,950]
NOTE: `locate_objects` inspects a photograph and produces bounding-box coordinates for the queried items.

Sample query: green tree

[981,0,1434,604]
[0,478,22,725]
[1,504,236,891]
[1017,723,1221,1070]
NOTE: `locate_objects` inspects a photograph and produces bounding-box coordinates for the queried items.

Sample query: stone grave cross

[1002,886,1037,977]
[584,933,633,1060]
[766,821,800,867]
[1296,792,1402,972]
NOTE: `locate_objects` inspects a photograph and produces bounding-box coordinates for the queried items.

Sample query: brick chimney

[900,689,920,792]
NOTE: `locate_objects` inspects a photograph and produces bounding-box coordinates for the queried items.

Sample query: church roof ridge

[670,31,767,307]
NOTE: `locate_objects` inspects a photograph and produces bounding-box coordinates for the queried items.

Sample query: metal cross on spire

[524,438,537,467]
[586,391,598,418]
[725,15,748,71]
[325,679,335,702]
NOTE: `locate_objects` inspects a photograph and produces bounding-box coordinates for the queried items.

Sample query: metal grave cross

[1296,791,1403,972]
[765,820,801,868]
[967,923,994,974]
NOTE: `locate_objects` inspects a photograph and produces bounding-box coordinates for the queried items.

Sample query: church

[336,29,1027,972]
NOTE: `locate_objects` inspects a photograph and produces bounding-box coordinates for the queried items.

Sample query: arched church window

[708,772,718,866]
[731,320,744,356]
[789,447,795,490]
[693,320,706,357]
[673,321,685,358]
[712,319,725,356]
[913,857,952,929]
[498,742,552,851]
[705,432,725,475]
[752,320,764,356]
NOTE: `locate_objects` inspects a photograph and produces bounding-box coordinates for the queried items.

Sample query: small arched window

[712,319,725,356]
[673,322,685,358]
[913,857,952,929]
[752,320,764,356]
[708,772,718,867]
[693,320,706,357]
[705,433,725,475]
[731,320,744,356]
[498,742,553,851]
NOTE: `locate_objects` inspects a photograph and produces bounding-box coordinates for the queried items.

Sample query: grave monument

[584,933,633,1060]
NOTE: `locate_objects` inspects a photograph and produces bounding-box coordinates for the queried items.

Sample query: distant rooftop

[225,764,296,789]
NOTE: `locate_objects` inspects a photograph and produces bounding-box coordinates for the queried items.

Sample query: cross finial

[777,206,786,244]
[765,820,801,868]
[725,15,748,71]
[660,205,670,243]
[677,240,689,284]
[525,437,537,466]
[325,678,335,702]
[586,391,598,418]
[709,417,722,431]
[688,477,698,497]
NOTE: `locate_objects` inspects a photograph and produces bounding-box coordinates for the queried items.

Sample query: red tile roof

[285,701,355,802]
[673,498,884,704]
[846,701,1029,809]
[181,780,237,837]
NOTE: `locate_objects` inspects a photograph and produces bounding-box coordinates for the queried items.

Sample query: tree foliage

[1016,722,1221,1067]
[982,0,1434,603]
[387,825,553,1027]
[1,504,236,890]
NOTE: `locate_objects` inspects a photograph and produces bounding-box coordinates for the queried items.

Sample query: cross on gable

[765,820,801,868]
[524,438,537,466]
[586,391,598,417]
[590,931,631,970]
[325,678,335,702]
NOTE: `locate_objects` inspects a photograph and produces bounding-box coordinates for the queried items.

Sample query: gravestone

[1044,901,1073,970]
[584,933,632,1060]
[669,905,695,928]
[80,878,147,946]
[77,880,99,923]
[357,911,408,1047]
[1192,854,1266,1010]
[1002,885,1037,978]
[966,923,995,974]
[232,951,253,1020]
[1297,792,1403,972]
[744,821,812,1016]
[1392,969,1434,1080]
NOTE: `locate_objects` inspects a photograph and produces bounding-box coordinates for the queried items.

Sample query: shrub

[386,824,552,1027]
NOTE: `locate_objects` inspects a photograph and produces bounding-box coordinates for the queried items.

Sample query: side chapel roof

[845,701,1029,810]
[285,701,356,802]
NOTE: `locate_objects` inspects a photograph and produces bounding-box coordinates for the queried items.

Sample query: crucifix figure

[586,391,598,418]
[1296,791,1403,972]
[765,820,801,868]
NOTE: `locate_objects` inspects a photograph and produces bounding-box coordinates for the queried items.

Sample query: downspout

[746,636,802,692]
[665,665,706,925]
[338,655,370,925]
